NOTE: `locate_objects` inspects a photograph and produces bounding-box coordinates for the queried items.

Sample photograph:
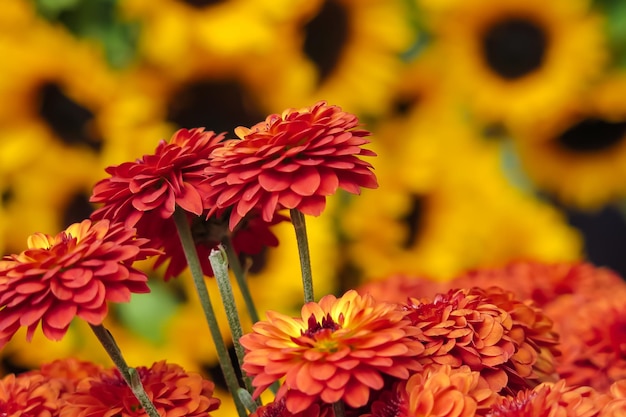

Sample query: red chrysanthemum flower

[0,219,157,347]
[487,380,610,417]
[59,361,221,417]
[0,373,63,417]
[204,101,378,230]
[240,290,424,413]
[90,127,225,242]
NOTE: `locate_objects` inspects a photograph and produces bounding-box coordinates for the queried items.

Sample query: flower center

[63,192,95,229]
[37,82,102,151]
[481,17,547,80]
[166,80,265,135]
[302,313,342,339]
[303,0,350,84]
[176,0,224,8]
[489,390,537,416]
[401,194,425,248]
[556,117,626,153]
[371,391,405,417]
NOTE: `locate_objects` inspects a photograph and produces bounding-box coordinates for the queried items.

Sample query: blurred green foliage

[32,0,139,68]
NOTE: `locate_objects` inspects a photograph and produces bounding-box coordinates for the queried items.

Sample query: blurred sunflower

[249,0,415,116]
[425,0,607,128]
[0,12,121,250]
[512,72,626,208]
[0,13,116,143]
[342,108,582,282]
[121,0,305,80]
[2,143,101,253]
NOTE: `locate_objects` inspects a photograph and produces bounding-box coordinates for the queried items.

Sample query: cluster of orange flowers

[0,102,625,416]
[0,358,220,416]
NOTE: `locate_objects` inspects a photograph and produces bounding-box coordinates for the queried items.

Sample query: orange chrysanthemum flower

[404,287,559,393]
[405,364,497,417]
[452,262,625,308]
[487,380,610,417]
[471,287,560,393]
[240,290,424,413]
[90,127,225,241]
[0,373,63,416]
[0,219,157,347]
[357,274,448,304]
[59,361,221,417]
[365,365,497,417]
[204,101,378,230]
[547,295,626,392]
[28,358,105,395]
[602,379,626,416]
[404,289,516,392]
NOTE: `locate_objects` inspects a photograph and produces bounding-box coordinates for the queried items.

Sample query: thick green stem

[209,246,256,397]
[89,324,161,417]
[222,235,260,323]
[290,209,314,303]
[172,208,248,417]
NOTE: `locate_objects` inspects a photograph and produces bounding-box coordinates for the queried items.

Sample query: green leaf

[115,279,180,345]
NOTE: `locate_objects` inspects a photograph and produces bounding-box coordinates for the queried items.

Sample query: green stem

[209,246,256,398]
[89,324,161,417]
[333,401,346,417]
[290,209,314,303]
[172,208,248,417]
[222,235,260,323]
[237,388,258,413]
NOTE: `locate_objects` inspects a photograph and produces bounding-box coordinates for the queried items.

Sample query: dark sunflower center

[37,82,102,151]
[401,194,425,248]
[302,313,342,338]
[303,0,350,83]
[205,345,244,390]
[392,94,421,117]
[166,80,265,135]
[62,192,95,228]
[482,17,547,80]
[556,118,626,153]
[176,0,224,8]
[1,187,13,207]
